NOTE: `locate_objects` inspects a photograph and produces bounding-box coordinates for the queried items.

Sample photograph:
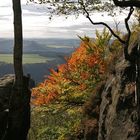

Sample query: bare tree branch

[113,0,140,8]
[79,0,135,60]
[125,7,134,44]
[124,7,134,60]
[79,0,126,44]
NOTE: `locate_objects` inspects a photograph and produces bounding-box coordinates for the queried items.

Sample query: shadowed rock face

[80,43,140,140]
[0,74,14,110]
[98,72,138,140]
[98,44,140,140]
[0,74,31,140]
[0,75,14,139]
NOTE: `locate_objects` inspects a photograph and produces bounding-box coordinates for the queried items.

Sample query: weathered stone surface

[0,74,14,139]
[0,74,31,140]
[98,54,140,140]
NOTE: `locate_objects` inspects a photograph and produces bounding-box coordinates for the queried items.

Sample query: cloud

[0,0,128,39]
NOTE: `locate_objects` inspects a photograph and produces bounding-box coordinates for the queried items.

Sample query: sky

[0,0,131,39]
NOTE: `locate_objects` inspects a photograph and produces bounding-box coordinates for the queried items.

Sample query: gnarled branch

[113,0,140,8]
[79,0,134,60]
[124,6,134,60]
[79,0,126,44]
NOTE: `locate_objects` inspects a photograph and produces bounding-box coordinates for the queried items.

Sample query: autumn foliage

[32,29,113,105]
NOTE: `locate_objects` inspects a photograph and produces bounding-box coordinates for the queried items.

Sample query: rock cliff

[0,74,31,140]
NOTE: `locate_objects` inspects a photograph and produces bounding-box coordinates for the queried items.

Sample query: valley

[0,38,80,83]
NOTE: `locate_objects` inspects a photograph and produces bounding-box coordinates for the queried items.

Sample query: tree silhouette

[2,0,31,140]
[12,0,23,90]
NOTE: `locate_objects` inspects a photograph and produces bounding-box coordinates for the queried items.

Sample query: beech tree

[30,0,140,119]
[77,0,140,118]
[27,1,140,139]
[29,2,140,73]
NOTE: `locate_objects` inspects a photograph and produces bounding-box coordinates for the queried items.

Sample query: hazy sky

[0,0,129,39]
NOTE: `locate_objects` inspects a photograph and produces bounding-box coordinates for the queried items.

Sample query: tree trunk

[0,1,31,140]
[12,0,23,88]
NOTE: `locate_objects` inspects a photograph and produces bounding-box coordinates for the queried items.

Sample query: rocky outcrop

[0,74,31,140]
[80,42,140,140]
[98,53,140,139]
[0,75,14,139]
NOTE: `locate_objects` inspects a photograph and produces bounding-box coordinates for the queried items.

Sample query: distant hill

[0,38,80,83]
[0,38,80,53]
